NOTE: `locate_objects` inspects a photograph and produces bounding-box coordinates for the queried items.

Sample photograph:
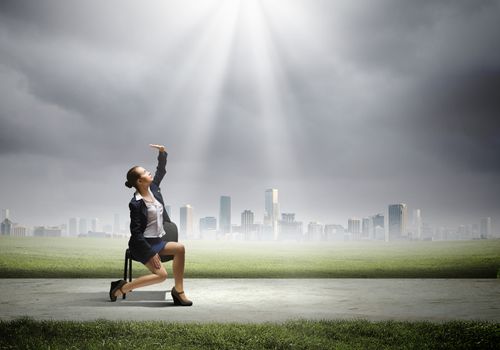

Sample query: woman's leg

[159,242,189,300]
[114,258,168,297]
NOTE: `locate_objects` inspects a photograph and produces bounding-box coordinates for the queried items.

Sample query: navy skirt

[144,234,169,260]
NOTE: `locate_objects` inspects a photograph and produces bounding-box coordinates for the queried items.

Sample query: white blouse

[135,189,166,238]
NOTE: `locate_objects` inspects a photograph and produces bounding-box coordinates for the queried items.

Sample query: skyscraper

[371,214,384,240]
[1,209,9,221]
[219,196,231,234]
[362,217,370,239]
[180,205,193,239]
[241,210,254,239]
[91,218,99,232]
[68,218,78,236]
[279,213,303,241]
[324,224,346,241]
[264,189,280,240]
[200,216,217,232]
[412,209,422,240]
[348,218,361,240]
[388,204,407,241]
[78,218,88,235]
[307,222,323,241]
[0,218,12,235]
[480,217,492,239]
[199,216,217,240]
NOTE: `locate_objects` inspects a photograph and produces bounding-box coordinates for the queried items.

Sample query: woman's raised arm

[150,144,167,186]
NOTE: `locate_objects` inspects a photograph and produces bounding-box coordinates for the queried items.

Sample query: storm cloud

[0,0,499,229]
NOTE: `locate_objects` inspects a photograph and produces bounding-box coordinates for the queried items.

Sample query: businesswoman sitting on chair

[110,144,192,306]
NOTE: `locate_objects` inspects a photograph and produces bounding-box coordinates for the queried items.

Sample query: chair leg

[128,255,132,282]
[123,251,128,281]
[123,250,129,300]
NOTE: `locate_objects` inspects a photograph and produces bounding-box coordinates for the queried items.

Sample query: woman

[109,144,192,306]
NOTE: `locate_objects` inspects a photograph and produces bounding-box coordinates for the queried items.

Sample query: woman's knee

[156,269,168,281]
[177,243,185,254]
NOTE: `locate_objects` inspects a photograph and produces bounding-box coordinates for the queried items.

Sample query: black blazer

[128,151,172,263]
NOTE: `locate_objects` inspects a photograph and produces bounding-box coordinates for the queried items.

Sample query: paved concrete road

[0,279,498,323]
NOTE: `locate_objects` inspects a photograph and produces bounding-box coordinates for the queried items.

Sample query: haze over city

[0,0,499,230]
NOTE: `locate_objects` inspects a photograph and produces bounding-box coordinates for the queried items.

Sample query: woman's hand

[148,253,162,270]
[150,144,166,153]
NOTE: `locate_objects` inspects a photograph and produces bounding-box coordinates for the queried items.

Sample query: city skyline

[0,1,499,231]
[1,184,496,240]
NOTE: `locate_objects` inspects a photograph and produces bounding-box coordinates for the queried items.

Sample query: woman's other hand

[148,253,162,270]
[150,144,166,153]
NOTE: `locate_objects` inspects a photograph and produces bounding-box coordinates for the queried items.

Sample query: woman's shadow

[78,291,178,307]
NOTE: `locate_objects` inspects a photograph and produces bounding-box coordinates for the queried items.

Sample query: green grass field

[1,236,499,278]
[0,317,498,349]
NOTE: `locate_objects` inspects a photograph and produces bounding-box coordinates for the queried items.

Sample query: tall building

[264,189,280,240]
[371,214,384,240]
[78,218,88,235]
[200,216,217,232]
[199,216,217,240]
[324,224,346,241]
[219,196,231,234]
[480,217,492,239]
[362,217,370,239]
[68,218,78,236]
[412,209,422,240]
[348,218,361,240]
[1,209,10,221]
[307,222,324,241]
[1,218,12,235]
[241,210,254,237]
[281,213,295,223]
[91,218,99,232]
[180,205,193,239]
[388,203,407,241]
[279,213,303,241]
[165,205,171,218]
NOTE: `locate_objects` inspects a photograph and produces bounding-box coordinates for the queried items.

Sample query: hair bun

[125,181,131,188]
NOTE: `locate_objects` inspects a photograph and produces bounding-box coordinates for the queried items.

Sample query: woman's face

[136,166,153,185]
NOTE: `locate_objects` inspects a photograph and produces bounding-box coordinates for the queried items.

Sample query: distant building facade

[388,204,407,241]
[480,217,492,239]
[279,213,303,241]
[34,226,62,237]
[219,196,231,234]
[180,205,193,239]
[348,218,361,240]
[307,222,324,241]
[1,218,13,235]
[324,224,346,241]
[371,214,384,240]
[264,189,280,240]
[200,216,217,240]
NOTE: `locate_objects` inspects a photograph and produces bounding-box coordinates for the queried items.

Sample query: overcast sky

[0,0,499,230]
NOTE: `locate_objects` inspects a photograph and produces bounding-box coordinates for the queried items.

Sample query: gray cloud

[0,0,499,228]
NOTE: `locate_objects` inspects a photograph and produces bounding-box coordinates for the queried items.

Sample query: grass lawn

[0,236,499,278]
[0,317,498,349]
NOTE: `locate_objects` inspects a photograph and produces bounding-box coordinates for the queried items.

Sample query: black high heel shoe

[171,287,193,306]
[109,280,127,302]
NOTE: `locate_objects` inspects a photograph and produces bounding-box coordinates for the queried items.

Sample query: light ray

[150,0,240,204]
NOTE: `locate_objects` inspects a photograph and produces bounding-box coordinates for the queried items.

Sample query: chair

[122,222,178,299]
[122,249,173,299]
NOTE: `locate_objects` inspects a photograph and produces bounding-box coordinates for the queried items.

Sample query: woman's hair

[125,166,141,189]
